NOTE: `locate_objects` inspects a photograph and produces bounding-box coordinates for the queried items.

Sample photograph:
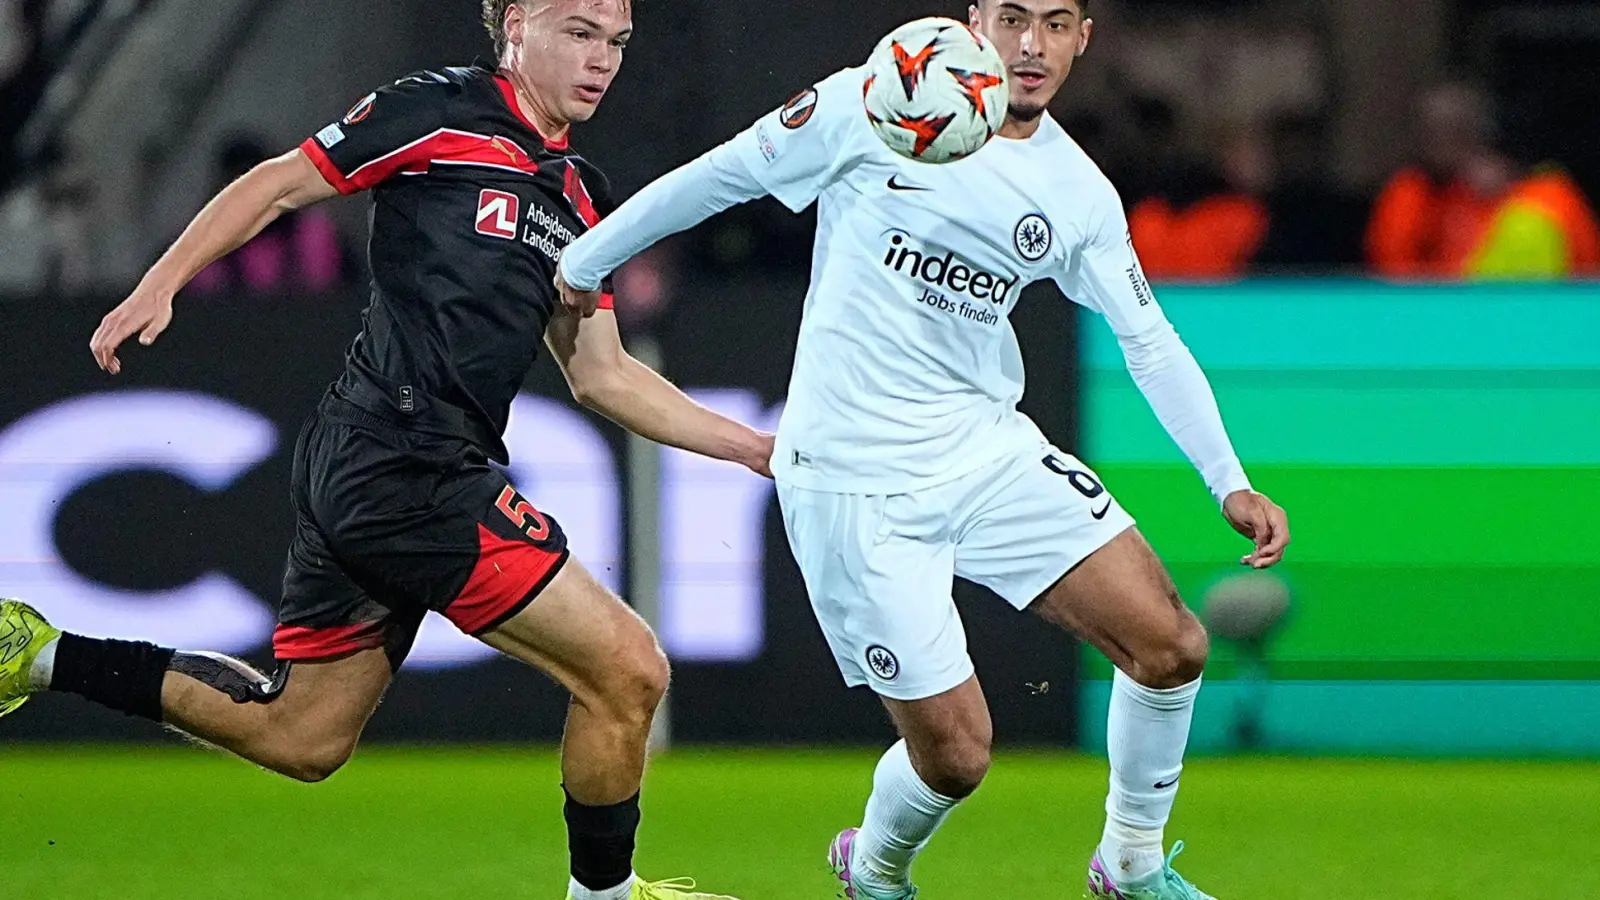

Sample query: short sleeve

[563,161,617,309]
[298,72,454,195]
[727,67,870,213]
[591,180,617,309]
[1054,183,1170,338]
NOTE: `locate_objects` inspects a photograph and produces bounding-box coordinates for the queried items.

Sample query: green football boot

[0,600,60,718]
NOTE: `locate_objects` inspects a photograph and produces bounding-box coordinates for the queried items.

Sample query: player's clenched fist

[91,283,175,375]
[1223,489,1291,569]
[744,431,777,479]
[553,269,601,319]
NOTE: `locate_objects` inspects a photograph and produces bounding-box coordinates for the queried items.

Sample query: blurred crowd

[183,135,349,295]
[1094,80,1599,282]
[683,75,1600,291]
[2,5,1595,294]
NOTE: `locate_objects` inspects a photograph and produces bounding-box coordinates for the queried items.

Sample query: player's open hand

[553,268,602,319]
[91,283,175,375]
[1223,489,1290,569]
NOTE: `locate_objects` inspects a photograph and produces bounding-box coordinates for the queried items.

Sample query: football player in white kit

[557,2,1289,898]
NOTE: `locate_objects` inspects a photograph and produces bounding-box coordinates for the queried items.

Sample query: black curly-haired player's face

[970,0,1091,123]
[505,0,632,126]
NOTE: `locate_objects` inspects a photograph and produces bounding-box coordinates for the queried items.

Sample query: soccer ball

[862,17,1009,164]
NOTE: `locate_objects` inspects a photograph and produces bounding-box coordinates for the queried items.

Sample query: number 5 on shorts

[496,485,552,540]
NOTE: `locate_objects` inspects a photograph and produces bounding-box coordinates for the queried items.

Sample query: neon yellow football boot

[0,600,60,718]
[566,877,740,900]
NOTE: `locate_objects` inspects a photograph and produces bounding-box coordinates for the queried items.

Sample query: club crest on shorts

[865,645,900,681]
[1013,213,1052,262]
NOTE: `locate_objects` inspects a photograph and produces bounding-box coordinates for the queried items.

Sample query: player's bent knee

[1133,613,1210,688]
[623,637,670,711]
[257,709,362,783]
[276,735,358,783]
[587,627,669,725]
[1165,614,1210,685]
[915,736,992,799]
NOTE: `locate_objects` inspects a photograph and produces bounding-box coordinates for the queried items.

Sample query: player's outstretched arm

[556,146,768,315]
[560,69,862,308]
[90,149,338,374]
[1123,327,1291,567]
[1061,185,1290,567]
[1119,327,1290,568]
[544,306,774,476]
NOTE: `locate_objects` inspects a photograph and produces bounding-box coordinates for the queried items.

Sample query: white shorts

[776,444,1136,702]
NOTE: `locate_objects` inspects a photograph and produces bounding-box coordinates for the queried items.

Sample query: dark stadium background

[1,2,1596,899]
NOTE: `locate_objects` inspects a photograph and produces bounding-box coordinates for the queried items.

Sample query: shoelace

[1157,842,1215,900]
[637,877,697,897]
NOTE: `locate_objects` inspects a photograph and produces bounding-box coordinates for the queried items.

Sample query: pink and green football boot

[1087,841,1218,900]
[828,828,917,900]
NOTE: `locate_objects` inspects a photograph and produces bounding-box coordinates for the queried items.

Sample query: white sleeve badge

[315,124,346,149]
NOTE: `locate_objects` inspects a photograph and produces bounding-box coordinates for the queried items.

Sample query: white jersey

[560,66,1250,502]
[729,67,1165,492]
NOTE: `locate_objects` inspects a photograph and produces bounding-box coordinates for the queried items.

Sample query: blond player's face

[508,0,632,125]
[970,0,1091,120]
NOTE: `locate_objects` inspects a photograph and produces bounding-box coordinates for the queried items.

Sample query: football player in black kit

[0,3,761,899]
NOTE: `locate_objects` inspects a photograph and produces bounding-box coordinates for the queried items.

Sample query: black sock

[564,787,641,891]
[49,633,175,722]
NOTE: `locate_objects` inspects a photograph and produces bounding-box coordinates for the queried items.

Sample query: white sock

[567,872,635,900]
[28,636,60,690]
[853,740,962,892]
[1099,668,1201,885]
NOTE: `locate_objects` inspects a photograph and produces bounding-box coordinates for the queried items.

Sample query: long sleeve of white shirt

[1117,321,1253,505]
[558,144,767,292]
[1056,186,1252,506]
[562,68,870,292]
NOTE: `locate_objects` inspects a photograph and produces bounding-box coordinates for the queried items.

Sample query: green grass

[3,746,1597,899]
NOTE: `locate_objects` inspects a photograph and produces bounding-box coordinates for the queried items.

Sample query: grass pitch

[1,746,1594,899]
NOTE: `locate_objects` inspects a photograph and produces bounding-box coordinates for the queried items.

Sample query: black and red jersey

[299,66,615,463]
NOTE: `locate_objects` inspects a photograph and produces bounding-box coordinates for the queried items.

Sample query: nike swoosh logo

[887,175,931,192]
[1091,498,1113,520]
[1154,777,1180,789]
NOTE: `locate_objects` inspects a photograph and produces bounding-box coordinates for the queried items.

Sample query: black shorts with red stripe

[274,396,568,664]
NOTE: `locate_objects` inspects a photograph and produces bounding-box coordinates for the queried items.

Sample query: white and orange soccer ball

[863,17,1010,164]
